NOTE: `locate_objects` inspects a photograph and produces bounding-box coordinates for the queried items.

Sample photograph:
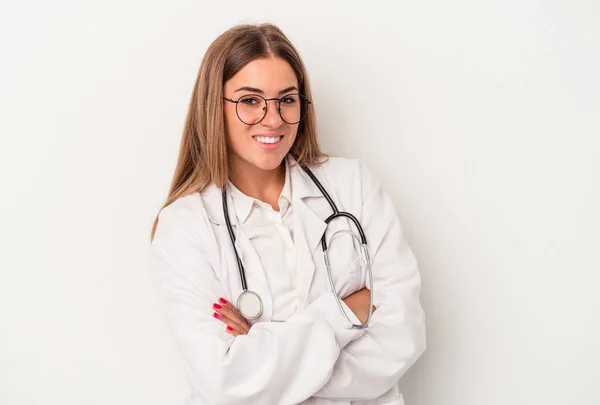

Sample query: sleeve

[312,162,427,400]
[148,207,365,405]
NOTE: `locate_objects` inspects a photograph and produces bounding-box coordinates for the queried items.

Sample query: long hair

[150,23,326,241]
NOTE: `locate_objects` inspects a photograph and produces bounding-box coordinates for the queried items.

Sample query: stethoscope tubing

[221,157,374,328]
[222,189,247,291]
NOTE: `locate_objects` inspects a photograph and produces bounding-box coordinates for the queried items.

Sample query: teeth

[255,136,282,144]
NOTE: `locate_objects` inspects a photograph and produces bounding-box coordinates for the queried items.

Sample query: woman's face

[223,57,300,174]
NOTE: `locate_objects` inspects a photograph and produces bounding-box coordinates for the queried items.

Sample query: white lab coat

[149,155,426,405]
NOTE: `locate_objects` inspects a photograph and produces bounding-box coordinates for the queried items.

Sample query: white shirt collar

[228,158,293,224]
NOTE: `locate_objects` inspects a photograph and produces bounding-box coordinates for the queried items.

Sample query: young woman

[149,23,425,405]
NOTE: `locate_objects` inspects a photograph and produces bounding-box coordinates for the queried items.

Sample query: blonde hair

[150,23,326,241]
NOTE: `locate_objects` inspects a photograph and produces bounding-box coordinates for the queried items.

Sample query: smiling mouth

[253,135,283,144]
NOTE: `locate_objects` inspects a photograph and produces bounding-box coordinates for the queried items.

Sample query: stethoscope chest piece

[222,156,373,328]
[237,290,263,319]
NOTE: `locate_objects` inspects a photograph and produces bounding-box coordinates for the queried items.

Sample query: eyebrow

[233,86,299,95]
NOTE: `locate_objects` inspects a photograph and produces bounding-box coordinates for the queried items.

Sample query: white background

[1,1,599,404]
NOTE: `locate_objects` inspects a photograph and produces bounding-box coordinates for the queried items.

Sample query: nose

[261,99,284,127]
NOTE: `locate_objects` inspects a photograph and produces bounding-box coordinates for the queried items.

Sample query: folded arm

[149,209,365,405]
[313,163,427,400]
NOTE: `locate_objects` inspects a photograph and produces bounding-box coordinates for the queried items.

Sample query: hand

[212,297,251,337]
[342,288,376,324]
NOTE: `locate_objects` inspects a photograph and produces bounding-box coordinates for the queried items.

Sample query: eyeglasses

[223,93,312,125]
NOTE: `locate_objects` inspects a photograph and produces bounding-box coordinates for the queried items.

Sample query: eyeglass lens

[236,94,308,125]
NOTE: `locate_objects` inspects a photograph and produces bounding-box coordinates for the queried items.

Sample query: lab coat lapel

[290,160,327,304]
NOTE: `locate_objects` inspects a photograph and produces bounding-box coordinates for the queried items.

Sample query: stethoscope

[221,158,374,329]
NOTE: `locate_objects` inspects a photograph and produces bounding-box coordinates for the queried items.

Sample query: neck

[229,157,286,210]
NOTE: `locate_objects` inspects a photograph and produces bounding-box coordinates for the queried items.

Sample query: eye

[281,95,298,104]
[240,96,262,106]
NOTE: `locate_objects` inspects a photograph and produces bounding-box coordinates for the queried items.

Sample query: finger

[213,312,248,335]
[216,305,250,334]
[212,305,250,334]
[215,299,251,333]
[213,303,249,333]
[217,297,245,320]
[226,325,241,337]
[222,299,251,334]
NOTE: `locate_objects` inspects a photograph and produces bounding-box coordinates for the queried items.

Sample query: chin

[253,154,287,171]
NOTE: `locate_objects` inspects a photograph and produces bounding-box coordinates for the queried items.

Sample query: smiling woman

[148,23,425,405]
[223,58,304,178]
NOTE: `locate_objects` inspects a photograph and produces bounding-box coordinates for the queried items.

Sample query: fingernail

[219,297,228,305]
[226,326,233,331]
[213,312,222,319]
[213,303,222,309]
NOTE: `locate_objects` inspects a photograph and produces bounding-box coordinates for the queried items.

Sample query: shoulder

[158,193,204,227]
[311,156,380,202]
[159,182,222,220]
[153,184,222,244]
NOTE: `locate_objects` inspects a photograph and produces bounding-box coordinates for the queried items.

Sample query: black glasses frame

[223,93,312,125]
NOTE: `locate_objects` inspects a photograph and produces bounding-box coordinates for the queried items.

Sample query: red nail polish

[226,326,233,331]
[213,303,222,309]
[213,312,222,319]
[219,297,228,305]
